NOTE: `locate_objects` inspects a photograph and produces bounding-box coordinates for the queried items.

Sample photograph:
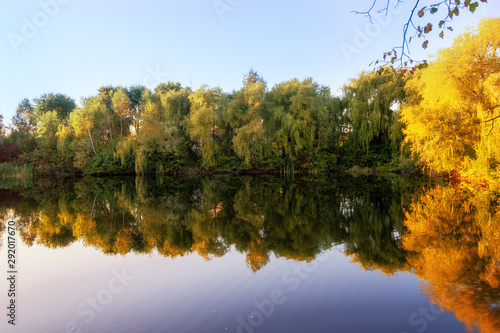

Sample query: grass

[0,163,35,180]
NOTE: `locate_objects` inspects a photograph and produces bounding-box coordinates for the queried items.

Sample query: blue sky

[1,0,499,125]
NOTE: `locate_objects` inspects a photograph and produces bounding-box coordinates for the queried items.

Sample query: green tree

[342,67,407,166]
[265,78,318,166]
[127,85,149,135]
[11,98,37,135]
[34,93,76,120]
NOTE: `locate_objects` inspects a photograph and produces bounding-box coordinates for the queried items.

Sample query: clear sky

[1,0,499,125]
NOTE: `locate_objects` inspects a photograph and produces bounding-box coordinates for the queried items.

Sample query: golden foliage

[402,184,500,332]
[402,18,500,180]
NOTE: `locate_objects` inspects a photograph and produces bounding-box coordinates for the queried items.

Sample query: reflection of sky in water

[1,236,467,333]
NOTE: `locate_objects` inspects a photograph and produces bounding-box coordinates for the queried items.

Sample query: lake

[1,174,498,332]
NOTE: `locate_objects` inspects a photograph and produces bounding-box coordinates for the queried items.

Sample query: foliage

[0,163,34,180]
[187,86,227,169]
[265,78,319,165]
[33,93,76,120]
[226,70,269,168]
[401,18,500,180]
[2,174,418,272]
[402,184,500,332]
[111,88,132,138]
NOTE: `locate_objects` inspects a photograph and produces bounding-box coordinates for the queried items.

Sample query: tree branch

[481,114,500,123]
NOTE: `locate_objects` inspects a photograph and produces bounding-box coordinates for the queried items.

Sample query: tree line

[1,18,499,182]
[2,69,409,175]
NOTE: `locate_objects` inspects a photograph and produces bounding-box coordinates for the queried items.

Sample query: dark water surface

[1,174,498,332]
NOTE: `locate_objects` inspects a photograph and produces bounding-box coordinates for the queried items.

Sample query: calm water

[0,174,498,333]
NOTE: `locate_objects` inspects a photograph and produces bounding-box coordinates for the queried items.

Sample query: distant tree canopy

[34,93,76,119]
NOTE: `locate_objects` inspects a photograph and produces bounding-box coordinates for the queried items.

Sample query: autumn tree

[0,115,5,144]
[401,18,500,179]
[226,70,269,168]
[96,86,120,141]
[111,88,132,138]
[70,98,98,155]
[187,86,227,169]
[128,88,189,174]
[37,111,61,150]
[10,98,37,150]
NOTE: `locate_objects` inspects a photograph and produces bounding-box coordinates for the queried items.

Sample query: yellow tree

[401,18,500,179]
[111,88,132,138]
[70,98,98,154]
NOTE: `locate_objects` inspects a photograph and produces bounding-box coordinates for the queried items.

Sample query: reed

[0,163,35,180]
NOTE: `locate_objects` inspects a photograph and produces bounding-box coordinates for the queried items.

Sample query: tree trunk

[88,129,96,154]
[107,115,113,141]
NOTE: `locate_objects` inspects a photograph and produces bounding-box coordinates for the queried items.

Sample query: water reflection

[1,175,499,331]
[402,183,500,332]
[0,175,417,267]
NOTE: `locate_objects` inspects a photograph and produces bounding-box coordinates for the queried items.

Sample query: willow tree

[342,67,406,165]
[187,86,227,169]
[401,18,500,179]
[159,87,191,126]
[129,90,188,174]
[265,78,319,166]
[226,70,268,168]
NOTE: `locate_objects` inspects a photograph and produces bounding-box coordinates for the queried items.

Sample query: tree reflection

[1,175,415,270]
[402,184,500,332]
[2,175,499,331]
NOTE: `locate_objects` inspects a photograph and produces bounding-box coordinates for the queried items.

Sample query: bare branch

[353,0,489,68]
